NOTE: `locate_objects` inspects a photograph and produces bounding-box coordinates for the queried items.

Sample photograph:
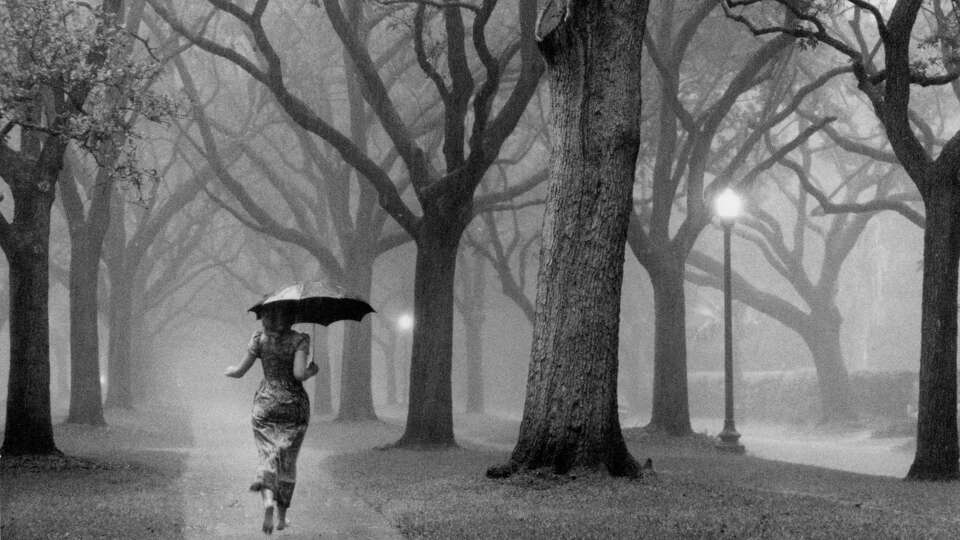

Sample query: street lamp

[397,312,414,332]
[714,188,745,454]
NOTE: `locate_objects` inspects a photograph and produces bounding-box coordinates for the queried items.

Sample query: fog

[0,202,926,478]
[0,0,946,489]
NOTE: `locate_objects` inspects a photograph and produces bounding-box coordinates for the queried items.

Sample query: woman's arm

[225,350,256,378]
[293,348,319,381]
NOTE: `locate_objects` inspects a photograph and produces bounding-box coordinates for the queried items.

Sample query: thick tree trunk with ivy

[488,0,649,477]
[1,140,66,456]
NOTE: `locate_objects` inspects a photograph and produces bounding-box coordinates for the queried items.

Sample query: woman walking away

[225,303,319,534]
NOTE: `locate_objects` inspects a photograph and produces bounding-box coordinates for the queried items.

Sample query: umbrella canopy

[248,281,375,326]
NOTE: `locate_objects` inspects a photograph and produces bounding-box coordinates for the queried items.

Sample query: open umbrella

[248,281,375,326]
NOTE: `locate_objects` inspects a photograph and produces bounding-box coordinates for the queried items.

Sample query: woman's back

[249,329,310,426]
[250,330,309,386]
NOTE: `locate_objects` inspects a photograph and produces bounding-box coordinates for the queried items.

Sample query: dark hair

[261,302,296,328]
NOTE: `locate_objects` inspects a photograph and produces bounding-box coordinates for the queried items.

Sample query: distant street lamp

[397,313,414,332]
[714,188,745,454]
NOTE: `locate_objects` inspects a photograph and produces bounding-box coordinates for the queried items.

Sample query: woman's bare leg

[261,488,275,534]
[276,506,287,530]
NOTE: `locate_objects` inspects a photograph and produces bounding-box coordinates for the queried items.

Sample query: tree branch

[779,155,925,227]
[147,0,421,235]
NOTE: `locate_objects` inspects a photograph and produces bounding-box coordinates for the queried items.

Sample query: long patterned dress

[246,329,311,509]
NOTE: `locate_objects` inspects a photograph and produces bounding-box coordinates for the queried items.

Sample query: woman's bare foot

[276,507,288,530]
[260,488,276,534]
[262,503,275,535]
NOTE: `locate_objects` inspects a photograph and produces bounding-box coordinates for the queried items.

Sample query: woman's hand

[224,365,243,378]
[227,351,257,378]
[306,361,320,378]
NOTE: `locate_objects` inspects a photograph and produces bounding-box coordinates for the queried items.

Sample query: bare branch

[739,116,835,187]
[847,1,888,40]
[413,5,451,100]
[479,198,544,213]
[797,109,899,163]
[779,156,925,227]
[376,0,481,13]
[473,167,548,212]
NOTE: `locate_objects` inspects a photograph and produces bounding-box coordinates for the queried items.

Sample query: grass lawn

[323,417,960,539]
[1,408,191,539]
[4,408,960,539]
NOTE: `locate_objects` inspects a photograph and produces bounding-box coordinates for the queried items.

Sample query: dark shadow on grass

[486,457,655,481]
[375,439,460,451]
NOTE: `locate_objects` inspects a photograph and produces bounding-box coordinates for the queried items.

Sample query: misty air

[2,0,960,538]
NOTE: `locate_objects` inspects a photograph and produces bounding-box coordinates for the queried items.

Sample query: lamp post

[714,188,745,454]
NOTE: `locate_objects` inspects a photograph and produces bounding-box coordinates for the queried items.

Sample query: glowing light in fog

[714,188,743,221]
[397,313,414,331]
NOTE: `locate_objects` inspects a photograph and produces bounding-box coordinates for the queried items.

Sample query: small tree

[0,0,171,454]
[724,0,960,482]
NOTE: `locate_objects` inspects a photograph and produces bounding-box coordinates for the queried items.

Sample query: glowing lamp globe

[397,313,414,331]
[715,188,742,222]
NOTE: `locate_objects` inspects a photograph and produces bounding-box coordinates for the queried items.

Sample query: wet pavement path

[176,412,401,539]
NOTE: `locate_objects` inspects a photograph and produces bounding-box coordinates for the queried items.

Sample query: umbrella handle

[310,323,317,366]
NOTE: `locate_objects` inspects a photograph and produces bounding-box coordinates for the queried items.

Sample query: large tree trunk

[65,235,106,425]
[105,268,134,409]
[646,256,692,435]
[3,249,59,455]
[312,325,333,415]
[383,328,398,406]
[397,215,462,448]
[102,189,132,409]
[337,319,376,420]
[51,338,71,415]
[1,142,64,456]
[463,307,485,414]
[801,309,856,425]
[488,0,648,478]
[461,253,486,414]
[908,185,960,480]
[336,245,377,421]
